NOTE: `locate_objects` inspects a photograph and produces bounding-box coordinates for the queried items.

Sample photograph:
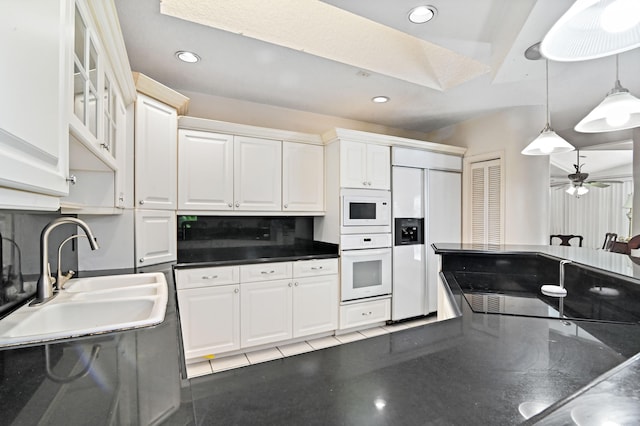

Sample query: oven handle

[342,247,391,257]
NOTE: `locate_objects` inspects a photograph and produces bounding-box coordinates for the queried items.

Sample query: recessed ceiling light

[372,96,390,103]
[175,51,200,63]
[408,6,437,24]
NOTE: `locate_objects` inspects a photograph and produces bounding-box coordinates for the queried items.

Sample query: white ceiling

[114,0,640,149]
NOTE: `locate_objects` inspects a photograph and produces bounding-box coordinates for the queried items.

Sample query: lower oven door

[341,248,392,301]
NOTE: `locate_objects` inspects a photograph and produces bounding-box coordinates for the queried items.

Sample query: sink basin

[0,272,168,348]
[64,274,161,292]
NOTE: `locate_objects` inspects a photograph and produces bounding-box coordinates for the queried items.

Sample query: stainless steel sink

[0,272,168,348]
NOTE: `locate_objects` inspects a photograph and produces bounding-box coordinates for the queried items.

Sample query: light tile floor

[186,315,438,378]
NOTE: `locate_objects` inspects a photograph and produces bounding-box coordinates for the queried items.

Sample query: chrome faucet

[559,259,572,288]
[33,217,99,305]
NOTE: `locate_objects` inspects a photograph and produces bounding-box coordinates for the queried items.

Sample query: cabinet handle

[261,270,276,275]
[310,266,324,270]
[363,181,367,186]
[288,282,293,287]
[66,175,77,185]
[234,288,239,293]
[361,311,372,316]
[228,203,233,207]
[100,142,111,152]
[139,200,145,205]
[201,275,218,280]
[139,258,145,263]
[284,204,288,208]
[294,282,299,286]
[235,202,240,208]
[367,181,372,186]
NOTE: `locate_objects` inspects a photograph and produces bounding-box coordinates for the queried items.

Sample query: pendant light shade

[541,0,640,61]
[575,57,640,132]
[522,124,575,155]
[522,59,575,156]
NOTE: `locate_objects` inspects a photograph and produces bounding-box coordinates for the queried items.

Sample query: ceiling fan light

[522,126,575,156]
[575,90,640,132]
[577,185,589,196]
[541,0,640,61]
[566,186,577,195]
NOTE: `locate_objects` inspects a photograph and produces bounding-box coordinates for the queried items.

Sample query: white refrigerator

[391,165,461,321]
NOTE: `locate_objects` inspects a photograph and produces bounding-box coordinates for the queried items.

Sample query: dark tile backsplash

[177,215,313,249]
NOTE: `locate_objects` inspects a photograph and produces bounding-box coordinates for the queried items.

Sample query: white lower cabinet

[339,297,391,330]
[241,279,293,347]
[175,258,338,362]
[293,275,338,337]
[177,285,241,359]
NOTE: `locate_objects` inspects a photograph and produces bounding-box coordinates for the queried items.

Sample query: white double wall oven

[340,189,392,302]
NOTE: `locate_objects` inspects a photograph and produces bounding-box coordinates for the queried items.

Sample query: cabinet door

[241,279,292,348]
[0,0,70,202]
[178,130,233,210]
[135,93,177,209]
[234,136,282,211]
[135,209,177,266]
[340,141,367,189]
[293,275,338,338]
[282,142,324,212]
[366,144,390,190]
[177,285,240,359]
[114,97,128,208]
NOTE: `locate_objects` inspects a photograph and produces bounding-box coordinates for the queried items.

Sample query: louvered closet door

[471,159,503,245]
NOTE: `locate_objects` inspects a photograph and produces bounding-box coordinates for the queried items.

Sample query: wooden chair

[625,235,640,255]
[602,233,618,251]
[550,234,583,247]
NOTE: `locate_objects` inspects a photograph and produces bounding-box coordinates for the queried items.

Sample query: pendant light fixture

[521,57,575,156]
[541,0,640,61]
[574,55,640,133]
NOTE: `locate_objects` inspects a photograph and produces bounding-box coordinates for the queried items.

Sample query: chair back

[602,233,618,251]
[550,234,584,247]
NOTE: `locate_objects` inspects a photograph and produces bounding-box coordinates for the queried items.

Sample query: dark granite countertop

[2,247,640,424]
[175,240,339,268]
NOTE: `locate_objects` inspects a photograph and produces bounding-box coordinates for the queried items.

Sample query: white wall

[426,106,550,245]
[181,90,437,142]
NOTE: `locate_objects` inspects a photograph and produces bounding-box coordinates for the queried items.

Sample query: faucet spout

[559,259,572,289]
[33,217,100,305]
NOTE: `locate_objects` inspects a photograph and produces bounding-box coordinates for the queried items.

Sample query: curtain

[549,179,633,249]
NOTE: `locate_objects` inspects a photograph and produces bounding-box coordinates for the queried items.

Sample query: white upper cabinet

[178,130,234,210]
[135,93,177,210]
[234,136,282,211]
[282,142,324,212]
[340,141,390,190]
[177,117,324,215]
[0,0,72,207]
[177,131,285,212]
[134,209,177,266]
[366,144,391,189]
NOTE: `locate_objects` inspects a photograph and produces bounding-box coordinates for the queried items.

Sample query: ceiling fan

[551,150,622,195]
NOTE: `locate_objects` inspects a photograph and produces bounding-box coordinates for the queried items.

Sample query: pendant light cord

[545,59,551,127]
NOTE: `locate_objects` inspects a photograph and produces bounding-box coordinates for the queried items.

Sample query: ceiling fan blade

[585,182,609,188]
